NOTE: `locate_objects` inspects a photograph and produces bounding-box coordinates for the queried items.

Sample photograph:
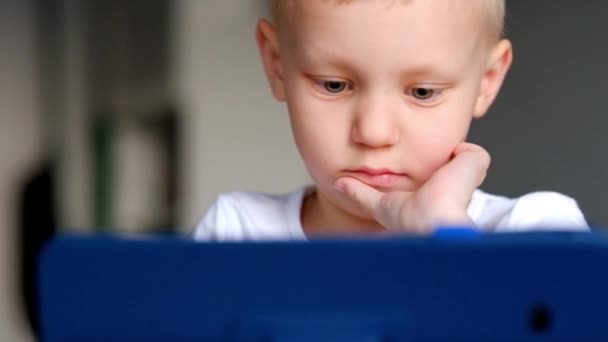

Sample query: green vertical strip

[92,113,114,230]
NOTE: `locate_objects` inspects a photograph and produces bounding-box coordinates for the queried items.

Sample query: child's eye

[323,80,349,93]
[312,78,353,95]
[407,87,443,102]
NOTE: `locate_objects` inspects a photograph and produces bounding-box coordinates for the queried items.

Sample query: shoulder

[470,190,589,232]
[192,188,308,241]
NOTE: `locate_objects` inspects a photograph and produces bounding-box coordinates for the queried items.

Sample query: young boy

[194,0,588,241]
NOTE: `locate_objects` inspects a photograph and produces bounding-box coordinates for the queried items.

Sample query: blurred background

[0,0,606,340]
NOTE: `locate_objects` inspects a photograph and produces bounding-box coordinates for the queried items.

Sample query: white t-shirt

[193,187,589,241]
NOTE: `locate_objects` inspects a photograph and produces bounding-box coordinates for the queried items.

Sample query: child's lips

[344,168,408,188]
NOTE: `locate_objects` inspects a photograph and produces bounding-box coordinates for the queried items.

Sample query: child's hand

[334,143,490,234]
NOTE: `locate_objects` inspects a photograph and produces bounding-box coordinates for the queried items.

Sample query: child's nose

[350,94,401,148]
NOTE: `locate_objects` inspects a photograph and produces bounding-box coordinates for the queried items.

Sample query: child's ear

[473,39,513,118]
[256,19,286,102]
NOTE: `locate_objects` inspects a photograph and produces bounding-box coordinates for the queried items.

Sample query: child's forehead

[273,0,496,15]
[272,0,504,44]
[279,0,489,77]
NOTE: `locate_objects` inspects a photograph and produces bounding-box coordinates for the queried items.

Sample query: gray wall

[173,1,308,231]
[469,0,608,228]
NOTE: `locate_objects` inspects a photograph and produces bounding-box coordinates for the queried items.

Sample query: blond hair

[269,0,506,40]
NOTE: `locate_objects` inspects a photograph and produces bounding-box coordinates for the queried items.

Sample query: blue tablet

[38,231,607,341]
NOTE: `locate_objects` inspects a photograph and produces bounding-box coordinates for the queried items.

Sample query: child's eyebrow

[399,65,461,81]
[295,45,352,70]
[298,48,463,81]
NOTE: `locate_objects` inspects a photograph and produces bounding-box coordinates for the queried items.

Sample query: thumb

[334,177,383,218]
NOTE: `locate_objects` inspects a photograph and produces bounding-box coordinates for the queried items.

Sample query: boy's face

[258,0,512,222]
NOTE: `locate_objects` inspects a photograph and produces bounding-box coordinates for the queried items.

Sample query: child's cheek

[411,137,461,182]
